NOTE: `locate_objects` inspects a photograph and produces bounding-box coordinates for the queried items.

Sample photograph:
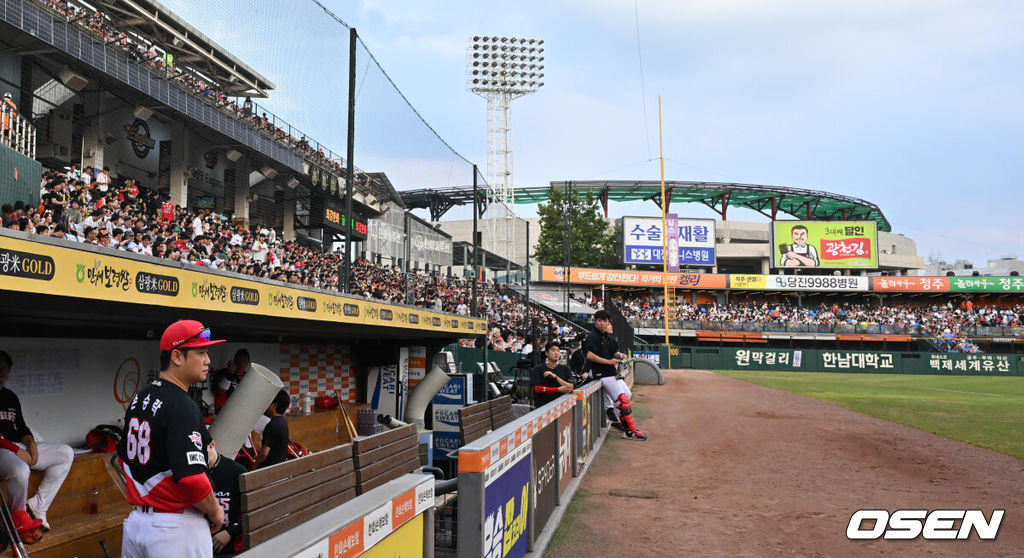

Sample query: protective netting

[159,0,475,194]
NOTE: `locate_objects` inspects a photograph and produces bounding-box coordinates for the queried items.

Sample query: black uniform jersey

[258,415,289,469]
[530,363,573,407]
[210,456,246,540]
[0,388,32,443]
[583,329,618,379]
[117,379,213,511]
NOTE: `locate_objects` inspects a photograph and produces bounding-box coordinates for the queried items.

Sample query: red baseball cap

[160,320,226,351]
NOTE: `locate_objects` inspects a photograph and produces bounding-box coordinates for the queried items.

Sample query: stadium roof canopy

[399,180,891,232]
[96,0,276,97]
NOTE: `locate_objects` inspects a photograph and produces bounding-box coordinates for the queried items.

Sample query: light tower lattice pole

[466,35,544,264]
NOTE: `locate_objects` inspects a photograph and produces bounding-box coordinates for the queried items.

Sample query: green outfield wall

[635,345,1023,376]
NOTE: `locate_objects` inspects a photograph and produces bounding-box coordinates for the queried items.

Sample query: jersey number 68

[126,417,152,465]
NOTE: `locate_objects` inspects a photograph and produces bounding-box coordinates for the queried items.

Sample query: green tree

[533,188,617,268]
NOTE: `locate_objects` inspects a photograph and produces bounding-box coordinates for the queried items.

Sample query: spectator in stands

[0,351,74,531]
[255,390,290,469]
[95,166,112,193]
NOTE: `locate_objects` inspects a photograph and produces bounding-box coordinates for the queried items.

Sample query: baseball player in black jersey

[118,320,226,558]
[531,342,574,407]
[206,440,245,556]
[584,310,647,440]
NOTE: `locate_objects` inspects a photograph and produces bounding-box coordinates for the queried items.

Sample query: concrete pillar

[283,198,296,241]
[233,157,250,227]
[80,92,103,172]
[169,122,188,207]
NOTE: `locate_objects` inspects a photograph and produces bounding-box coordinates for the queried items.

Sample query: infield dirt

[546,369,1024,557]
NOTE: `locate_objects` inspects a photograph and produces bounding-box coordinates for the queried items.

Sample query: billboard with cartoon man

[771,221,878,269]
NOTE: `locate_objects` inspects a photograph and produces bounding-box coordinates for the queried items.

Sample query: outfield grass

[716,370,1024,460]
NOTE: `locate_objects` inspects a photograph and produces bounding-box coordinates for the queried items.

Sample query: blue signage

[483,451,531,558]
[433,376,467,405]
[622,217,716,266]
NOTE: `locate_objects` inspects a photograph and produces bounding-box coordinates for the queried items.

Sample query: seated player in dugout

[583,310,648,440]
[531,342,574,407]
[0,351,75,533]
[207,439,245,556]
[254,390,291,469]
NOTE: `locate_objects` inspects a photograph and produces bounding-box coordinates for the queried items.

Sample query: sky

[166,1,1024,267]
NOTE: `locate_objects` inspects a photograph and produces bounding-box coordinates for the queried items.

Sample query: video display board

[771,221,878,269]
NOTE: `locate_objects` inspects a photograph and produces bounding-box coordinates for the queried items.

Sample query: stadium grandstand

[2,1,1024,557]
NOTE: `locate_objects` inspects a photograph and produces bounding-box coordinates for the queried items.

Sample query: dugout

[0,229,486,447]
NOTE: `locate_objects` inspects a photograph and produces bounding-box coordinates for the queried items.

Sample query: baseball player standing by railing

[117,320,226,558]
[584,310,648,440]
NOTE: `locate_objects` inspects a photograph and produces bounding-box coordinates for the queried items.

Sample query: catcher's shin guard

[616,393,647,440]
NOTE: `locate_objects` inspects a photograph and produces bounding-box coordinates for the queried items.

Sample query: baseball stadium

[0,1,1022,557]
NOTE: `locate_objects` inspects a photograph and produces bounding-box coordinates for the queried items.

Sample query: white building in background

[925,257,1024,277]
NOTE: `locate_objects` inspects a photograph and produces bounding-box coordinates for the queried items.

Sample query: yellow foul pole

[659,96,670,348]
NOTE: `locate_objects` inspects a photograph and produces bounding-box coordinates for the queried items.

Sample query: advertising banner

[666,214,679,273]
[622,216,716,266]
[925,354,1014,375]
[433,376,468,406]
[556,413,573,497]
[360,514,424,558]
[873,277,949,292]
[765,275,870,292]
[483,441,531,558]
[732,348,804,370]
[0,234,484,335]
[633,351,661,366]
[432,404,461,433]
[433,431,461,458]
[408,346,427,381]
[771,221,878,269]
[531,422,558,540]
[948,276,1024,293]
[820,351,896,371]
[539,266,726,289]
[369,365,402,420]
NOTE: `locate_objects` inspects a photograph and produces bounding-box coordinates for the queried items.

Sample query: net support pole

[472,165,479,317]
[343,27,357,293]
[659,96,670,349]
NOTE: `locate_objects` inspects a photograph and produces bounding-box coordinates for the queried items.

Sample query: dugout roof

[400,180,891,232]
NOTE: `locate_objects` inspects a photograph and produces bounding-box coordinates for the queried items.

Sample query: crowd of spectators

[36,0,347,176]
[590,292,1024,353]
[4,166,577,344]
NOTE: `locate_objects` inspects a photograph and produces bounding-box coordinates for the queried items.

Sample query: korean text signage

[531,422,558,539]
[483,441,531,558]
[926,354,1013,375]
[0,234,483,335]
[622,216,716,267]
[556,414,573,497]
[949,276,1024,293]
[729,275,870,292]
[771,221,878,269]
[539,266,726,289]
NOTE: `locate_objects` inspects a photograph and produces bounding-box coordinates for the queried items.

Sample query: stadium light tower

[466,36,545,263]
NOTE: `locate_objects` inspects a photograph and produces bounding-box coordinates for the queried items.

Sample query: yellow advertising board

[0,234,484,335]
[359,514,423,558]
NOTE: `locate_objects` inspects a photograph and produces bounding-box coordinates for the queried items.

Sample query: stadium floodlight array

[466,36,545,95]
[466,36,545,261]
